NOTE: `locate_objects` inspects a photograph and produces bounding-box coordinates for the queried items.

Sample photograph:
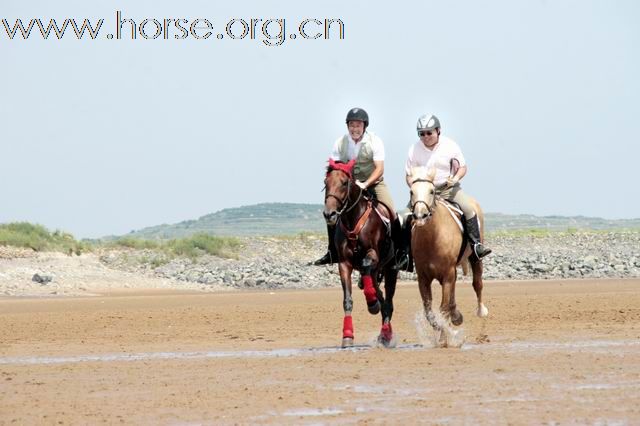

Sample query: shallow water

[2,339,638,366]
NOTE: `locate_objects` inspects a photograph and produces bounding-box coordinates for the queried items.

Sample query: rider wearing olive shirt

[313,108,407,269]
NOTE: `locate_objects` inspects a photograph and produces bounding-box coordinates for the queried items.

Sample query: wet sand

[1,279,640,424]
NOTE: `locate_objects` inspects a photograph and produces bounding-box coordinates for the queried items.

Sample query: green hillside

[123,203,326,239]
[118,203,640,239]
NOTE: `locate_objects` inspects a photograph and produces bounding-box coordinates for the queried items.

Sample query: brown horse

[323,159,398,348]
[408,167,489,346]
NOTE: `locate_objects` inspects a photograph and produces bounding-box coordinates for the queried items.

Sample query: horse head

[409,167,437,225]
[323,159,356,225]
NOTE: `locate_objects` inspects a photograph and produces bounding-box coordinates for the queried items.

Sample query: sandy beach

[2,278,639,424]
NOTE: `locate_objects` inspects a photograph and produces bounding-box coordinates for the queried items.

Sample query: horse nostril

[323,211,337,221]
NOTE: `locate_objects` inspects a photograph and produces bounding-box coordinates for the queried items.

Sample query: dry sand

[1,278,640,424]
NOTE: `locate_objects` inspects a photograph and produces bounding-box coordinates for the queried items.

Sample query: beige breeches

[372,181,395,212]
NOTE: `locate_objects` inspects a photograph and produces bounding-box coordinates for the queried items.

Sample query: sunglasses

[419,131,434,137]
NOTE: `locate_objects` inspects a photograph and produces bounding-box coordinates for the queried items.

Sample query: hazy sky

[2,0,638,238]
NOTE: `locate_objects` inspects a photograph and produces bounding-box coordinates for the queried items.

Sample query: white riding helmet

[416,114,441,135]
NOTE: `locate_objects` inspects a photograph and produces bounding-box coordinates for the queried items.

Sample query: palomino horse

[408,167,489,345]
[323,159,398,348]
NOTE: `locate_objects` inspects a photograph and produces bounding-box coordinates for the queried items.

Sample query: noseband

[411,178,436,219]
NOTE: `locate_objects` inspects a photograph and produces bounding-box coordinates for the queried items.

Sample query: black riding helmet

[345,108,369,129]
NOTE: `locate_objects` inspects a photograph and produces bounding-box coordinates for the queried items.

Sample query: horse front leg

[361,249,381,315]
[339,261,355,348]
[441,267,463,326]
[418,272,437,330]
[469,257,489,317]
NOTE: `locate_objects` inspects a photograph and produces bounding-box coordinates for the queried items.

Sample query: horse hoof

[342,337,354,348]
[378,324,394,348]
[378,335,393,348]
[477,304,489,318]
[451,311,463,326]
[367,301,381,315]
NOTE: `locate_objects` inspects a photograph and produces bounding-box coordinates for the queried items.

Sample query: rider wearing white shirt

[405,135,465,187]
[405,114,491,259]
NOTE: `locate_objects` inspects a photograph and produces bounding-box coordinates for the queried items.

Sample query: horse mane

[409,166,435,182]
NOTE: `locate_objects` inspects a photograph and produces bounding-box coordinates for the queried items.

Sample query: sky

[1,0,639,238]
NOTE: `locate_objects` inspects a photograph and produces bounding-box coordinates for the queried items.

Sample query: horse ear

[427,168,436,181]
[346,159,356,172]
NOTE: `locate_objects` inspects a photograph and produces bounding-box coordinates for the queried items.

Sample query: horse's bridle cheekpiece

[410,178,436,219]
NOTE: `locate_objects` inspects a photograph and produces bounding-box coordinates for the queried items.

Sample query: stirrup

[473,243,492,259]
[392,252,409,270]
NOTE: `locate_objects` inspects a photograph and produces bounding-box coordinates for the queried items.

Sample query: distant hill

[118,203,640,239]
[123,203,326,239]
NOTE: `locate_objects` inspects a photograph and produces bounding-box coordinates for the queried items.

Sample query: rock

[582,256,598,268]
[533,264,551,273]
[32,273,53,284]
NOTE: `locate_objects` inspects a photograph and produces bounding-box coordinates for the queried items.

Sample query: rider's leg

[401,211,414,272]
[312,224,338,265]
[450,186,492,259]
[391,216,409,270]
[371,181,395,212]
[371,182,408,270]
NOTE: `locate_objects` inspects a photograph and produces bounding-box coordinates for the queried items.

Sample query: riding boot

[402,215,414,273]
[465,216,492,259]
[391,217,409,270]
[312,224,338,265]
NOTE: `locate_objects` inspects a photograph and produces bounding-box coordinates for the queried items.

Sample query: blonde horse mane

[409,166,436,182]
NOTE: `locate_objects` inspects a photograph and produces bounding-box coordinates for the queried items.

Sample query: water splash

[413,309,465,348]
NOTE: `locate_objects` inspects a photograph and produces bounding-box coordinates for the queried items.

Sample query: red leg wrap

[380,323,393,341]
[362,275,377,304]
[343,315,354,339]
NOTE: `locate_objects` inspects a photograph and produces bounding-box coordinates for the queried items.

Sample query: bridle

[410,178,436,219]
[324,170,364,217]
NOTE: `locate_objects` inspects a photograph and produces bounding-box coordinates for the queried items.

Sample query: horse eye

[342,180,348,187]
[409,190,413,196]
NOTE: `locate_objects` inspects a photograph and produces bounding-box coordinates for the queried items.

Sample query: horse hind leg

[469,257,489,317]
[378,268,398,348]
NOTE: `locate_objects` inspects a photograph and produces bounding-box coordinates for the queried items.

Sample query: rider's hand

[355,180,367,190]
[446,176,459,188]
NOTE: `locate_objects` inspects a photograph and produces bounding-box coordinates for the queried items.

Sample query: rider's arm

[453,165,467,181]
[364,160,384,187]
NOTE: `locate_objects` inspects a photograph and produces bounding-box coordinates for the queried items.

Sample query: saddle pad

[437,199,465,232]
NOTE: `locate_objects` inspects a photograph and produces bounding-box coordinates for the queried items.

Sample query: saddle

[436,198,470,263]
[363,193,393,235]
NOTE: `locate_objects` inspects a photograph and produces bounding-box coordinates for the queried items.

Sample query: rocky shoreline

[100,232,640,289]
[1,232,639,296]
